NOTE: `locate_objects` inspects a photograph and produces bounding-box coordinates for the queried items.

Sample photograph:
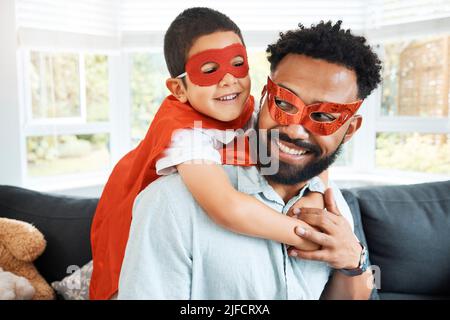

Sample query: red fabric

[89,95,254,300]
[266,77,363,136]
[186,43,249,86]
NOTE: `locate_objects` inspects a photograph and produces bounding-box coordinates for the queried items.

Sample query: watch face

[359,246,369,272]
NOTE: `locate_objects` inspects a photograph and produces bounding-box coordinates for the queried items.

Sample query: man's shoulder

[135,173,191,210]
[129,174,196,238]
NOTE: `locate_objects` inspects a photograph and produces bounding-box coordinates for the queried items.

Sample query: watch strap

[338,242,369,276]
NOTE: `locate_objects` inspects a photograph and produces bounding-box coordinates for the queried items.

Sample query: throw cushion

[52,260,93,300]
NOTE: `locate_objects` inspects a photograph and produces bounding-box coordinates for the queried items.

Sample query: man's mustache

[269,131,322,157]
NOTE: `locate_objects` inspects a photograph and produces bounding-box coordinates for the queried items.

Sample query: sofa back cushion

[0,185,97,283]
[351,181,450,296]
[341,189,379,300]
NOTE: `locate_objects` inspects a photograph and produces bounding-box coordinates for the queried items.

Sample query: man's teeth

[276,140,307,156]
[218,94,238,101]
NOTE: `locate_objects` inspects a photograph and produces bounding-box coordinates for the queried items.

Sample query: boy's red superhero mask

[264,77,363,136]
[177,43,249,86]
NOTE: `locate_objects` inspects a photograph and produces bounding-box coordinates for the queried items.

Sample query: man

[118,21,382,299]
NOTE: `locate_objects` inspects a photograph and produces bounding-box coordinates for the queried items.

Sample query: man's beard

[256,124,344,185]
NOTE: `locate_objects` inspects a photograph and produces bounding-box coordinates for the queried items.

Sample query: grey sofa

[0,181,449,300]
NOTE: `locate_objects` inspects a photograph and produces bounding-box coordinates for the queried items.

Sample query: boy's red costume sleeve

[89,95,254,300]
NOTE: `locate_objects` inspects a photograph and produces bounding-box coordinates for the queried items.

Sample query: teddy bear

[0,267,35,300]
[0,217,55,300]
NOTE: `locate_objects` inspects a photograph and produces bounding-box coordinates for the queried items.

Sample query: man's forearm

[321,270,373,300]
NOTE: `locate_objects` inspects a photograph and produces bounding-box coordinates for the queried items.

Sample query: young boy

[90,7,326,300]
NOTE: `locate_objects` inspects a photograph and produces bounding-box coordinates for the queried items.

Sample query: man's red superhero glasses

[176,43,249,86]
[263,77,363,136]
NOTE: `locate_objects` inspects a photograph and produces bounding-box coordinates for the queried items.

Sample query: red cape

[89,95,254,300]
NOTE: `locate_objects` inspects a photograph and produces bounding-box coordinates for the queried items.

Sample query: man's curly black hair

[266,20,382,99]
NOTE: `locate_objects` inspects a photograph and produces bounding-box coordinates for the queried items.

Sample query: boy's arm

[177,162,319,250]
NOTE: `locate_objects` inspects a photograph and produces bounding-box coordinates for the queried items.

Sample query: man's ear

[166,78,188,103]
[342,115,362,144]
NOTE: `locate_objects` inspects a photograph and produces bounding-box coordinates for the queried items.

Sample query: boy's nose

[218,73,238,86]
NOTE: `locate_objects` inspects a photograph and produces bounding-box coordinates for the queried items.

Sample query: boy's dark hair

[164,7,245,79]
[266,20,382,99]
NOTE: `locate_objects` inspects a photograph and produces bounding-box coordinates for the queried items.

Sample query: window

[26,134,110,177]
[6,0,448,192]
[23,51,112,181]
[129,52,168,147]
[381,36,448,118]
[247,50,270,103]
[376,132,450,174]
[377,35,450,175]
[30,52,80,119]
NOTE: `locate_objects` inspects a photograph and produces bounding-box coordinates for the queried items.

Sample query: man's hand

[287,188,362,270]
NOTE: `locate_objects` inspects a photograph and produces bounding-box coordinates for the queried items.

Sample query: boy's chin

[214,109,245,122]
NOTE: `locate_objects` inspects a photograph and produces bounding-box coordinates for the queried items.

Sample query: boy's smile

[178,31,251,122]
[214,92,239,103]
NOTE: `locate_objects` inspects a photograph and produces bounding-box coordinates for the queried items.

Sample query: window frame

[367,27,450,182]
[18,46,131,190]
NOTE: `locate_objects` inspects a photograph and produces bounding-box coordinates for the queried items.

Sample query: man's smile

[276,139,308,156]
[271,138,315,164]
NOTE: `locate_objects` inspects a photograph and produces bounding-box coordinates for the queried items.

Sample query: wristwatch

[338,242,369,276]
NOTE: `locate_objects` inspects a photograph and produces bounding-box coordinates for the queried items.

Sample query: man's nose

[284,124,309,140]
[218,73,237,86]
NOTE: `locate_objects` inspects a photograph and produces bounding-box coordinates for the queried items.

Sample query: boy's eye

[231,56,244,67]
[275,98,297,114]
[201,62,219,74]
[310,112,338,123]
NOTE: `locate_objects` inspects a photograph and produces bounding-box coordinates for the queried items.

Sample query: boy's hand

[286,191,325,252]
[287,211,322,251]
[287,191,324,219]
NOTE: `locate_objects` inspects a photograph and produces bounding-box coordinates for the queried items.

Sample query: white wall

[0,0,24,186]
